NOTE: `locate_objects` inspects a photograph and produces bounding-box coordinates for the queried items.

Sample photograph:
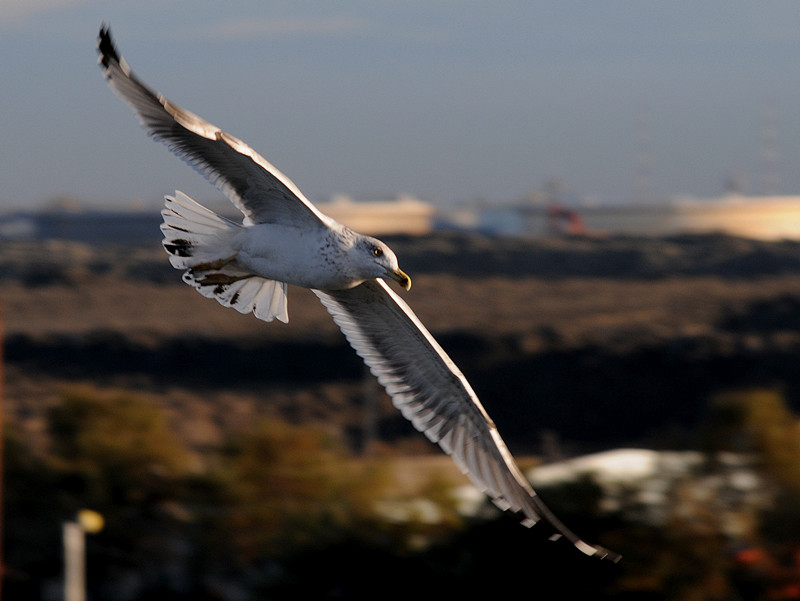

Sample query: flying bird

[97,25,619,562]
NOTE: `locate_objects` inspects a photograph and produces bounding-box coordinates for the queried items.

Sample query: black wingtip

[553,534,622,563]
[97,23,118,70]
[592,545,623,564]
[545,528,622,563]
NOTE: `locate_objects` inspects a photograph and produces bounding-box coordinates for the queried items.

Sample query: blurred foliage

[48,386,191,502]
[703,388,800,492]
[213,420,367,559]
[701,388,800,600]
[6,384,800,599]
[702,387,800,545]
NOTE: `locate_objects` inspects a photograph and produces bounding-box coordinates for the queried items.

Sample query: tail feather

[250,279,289,321]
[160,191,240,269]
[162,191,290,323]
[184,272,289,323]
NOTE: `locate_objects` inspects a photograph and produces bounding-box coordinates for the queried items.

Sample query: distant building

[571,195,800,240]
[318,194,435,236]
[448,194,800,240]
[667,194,800,240]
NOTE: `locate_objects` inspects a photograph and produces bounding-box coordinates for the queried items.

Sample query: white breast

[233,223,358,290]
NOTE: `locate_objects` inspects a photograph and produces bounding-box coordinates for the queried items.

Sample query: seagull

[97,25,619,562]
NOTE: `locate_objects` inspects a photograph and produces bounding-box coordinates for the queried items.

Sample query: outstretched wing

[314,280,620,562]
[97,25,329,228]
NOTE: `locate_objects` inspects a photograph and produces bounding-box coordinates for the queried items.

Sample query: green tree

[48,386,191,509]
[704,388,800,492]
[215,420,353,559]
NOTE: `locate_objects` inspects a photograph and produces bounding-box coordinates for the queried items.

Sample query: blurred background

[4,2,800,600]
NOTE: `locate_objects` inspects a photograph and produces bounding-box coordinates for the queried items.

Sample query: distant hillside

[5,232,800,456]
[0,210,163,245]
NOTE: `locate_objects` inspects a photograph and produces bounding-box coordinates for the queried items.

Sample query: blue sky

[2,1,800,212]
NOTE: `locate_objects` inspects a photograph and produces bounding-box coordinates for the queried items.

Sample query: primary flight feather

[97,25,618,562]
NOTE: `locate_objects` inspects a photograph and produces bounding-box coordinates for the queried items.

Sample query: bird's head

[356,236,411,291]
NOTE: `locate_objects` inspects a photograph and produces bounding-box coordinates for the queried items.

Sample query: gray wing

[97,25,329,228]
[314,280,620,562]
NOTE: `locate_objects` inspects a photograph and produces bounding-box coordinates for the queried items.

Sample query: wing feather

[97,25,329,228]
[314,280,619,561]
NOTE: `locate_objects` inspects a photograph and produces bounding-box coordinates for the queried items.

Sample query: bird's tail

[160,191,289,322]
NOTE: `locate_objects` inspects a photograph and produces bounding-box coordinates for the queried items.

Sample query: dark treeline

[7,305,800,453]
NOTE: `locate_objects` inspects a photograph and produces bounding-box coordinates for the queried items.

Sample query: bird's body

[166,194,386,290]
[235,223,353,289]
[98,25,619,562]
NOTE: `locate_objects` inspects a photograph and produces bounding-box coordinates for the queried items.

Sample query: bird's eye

[372,246,383,257]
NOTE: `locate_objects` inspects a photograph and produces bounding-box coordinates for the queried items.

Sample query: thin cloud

[199,16,372,41]
[0,0,85,23]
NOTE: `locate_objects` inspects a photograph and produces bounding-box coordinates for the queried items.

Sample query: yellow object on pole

[77,510,104,534]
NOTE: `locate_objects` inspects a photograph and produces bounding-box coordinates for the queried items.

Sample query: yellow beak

[386,267,412,291]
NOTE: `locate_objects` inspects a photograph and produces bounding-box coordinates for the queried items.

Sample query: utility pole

[63,522,85,601]
[63,511,104,601]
